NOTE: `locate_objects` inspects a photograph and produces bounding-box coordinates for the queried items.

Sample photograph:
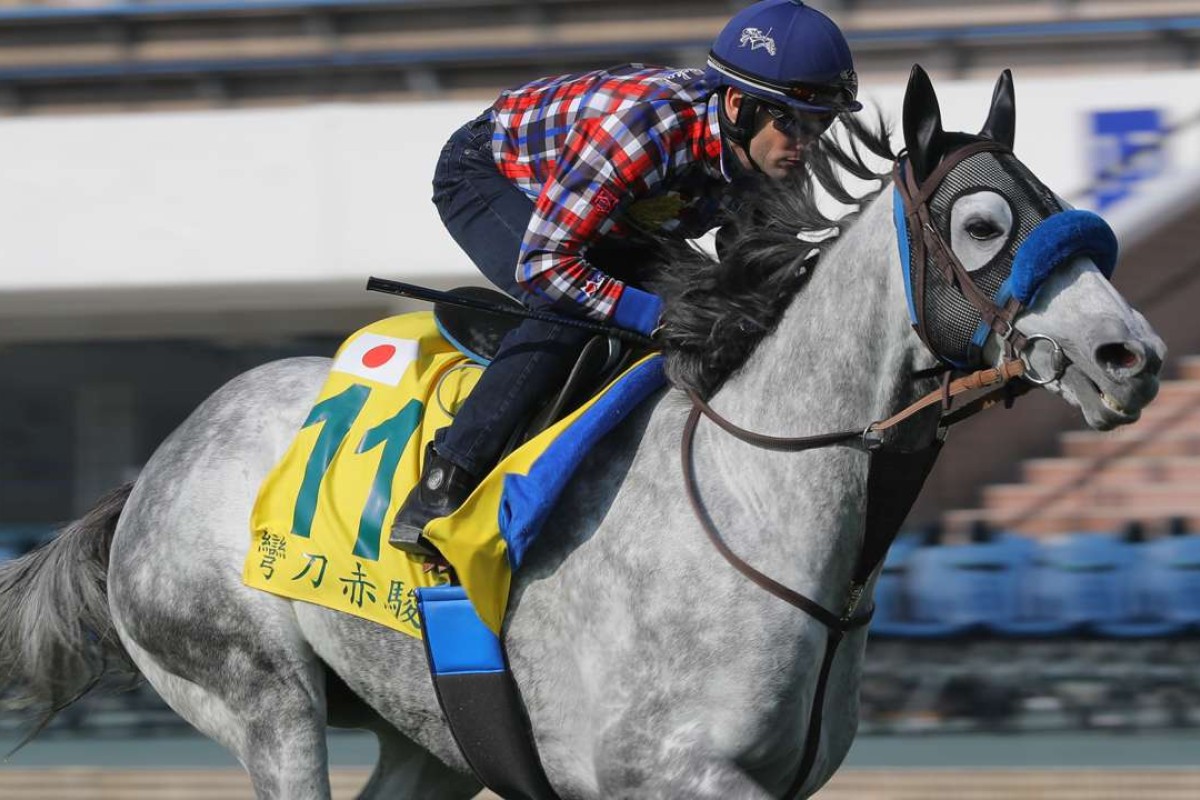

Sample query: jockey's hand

[613,285,663,339]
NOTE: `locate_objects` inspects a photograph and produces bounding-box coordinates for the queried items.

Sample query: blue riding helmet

[706,0,862,117]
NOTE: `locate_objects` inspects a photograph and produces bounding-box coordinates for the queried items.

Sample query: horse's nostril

[1096,341,1143,373]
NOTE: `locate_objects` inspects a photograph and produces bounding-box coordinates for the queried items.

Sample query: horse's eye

[966,218,1002,241]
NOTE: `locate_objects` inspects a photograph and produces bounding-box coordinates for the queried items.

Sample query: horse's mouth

[1099,389,1137,420]
[1068,365,1146,430]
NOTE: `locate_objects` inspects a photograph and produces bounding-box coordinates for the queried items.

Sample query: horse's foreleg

[241,715,333,800]
[355,723,481,800]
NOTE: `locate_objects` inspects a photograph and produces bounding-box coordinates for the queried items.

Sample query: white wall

[864,70,1200,204]
[1,69,1199,334]
[0,101,488,294]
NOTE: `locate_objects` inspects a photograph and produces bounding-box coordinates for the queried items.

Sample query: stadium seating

[872,530,1199,640]
[1142,532,1200,631]
[869,532,974,638]
[946,357,1200,537]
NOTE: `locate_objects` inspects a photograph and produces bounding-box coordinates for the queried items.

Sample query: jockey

[390,0,862,556]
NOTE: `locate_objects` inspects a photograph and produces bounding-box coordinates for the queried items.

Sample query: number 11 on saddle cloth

[243,310,666,638]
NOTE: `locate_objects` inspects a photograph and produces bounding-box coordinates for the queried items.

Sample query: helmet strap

[716,88,765,175]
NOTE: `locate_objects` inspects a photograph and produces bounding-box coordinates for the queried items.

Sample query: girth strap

[416,586,560,800]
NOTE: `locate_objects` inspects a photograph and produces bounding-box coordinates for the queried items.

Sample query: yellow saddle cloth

[243,311,663,639]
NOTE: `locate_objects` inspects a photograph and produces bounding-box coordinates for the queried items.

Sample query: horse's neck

[717,189,924,436]
[699,189,931,603]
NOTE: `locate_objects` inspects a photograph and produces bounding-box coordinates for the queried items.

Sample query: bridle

[678,140,1098,796]
[893,139,1071,383]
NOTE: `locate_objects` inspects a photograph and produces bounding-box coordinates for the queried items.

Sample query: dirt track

[1,768,1198,799]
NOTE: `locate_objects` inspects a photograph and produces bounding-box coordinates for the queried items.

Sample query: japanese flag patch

[331,333,419,387]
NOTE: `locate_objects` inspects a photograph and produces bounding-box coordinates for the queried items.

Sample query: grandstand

[0,1,1198,112]
[0,0,1199,763]
[945,357,1200,536]
[859,523,1200,735]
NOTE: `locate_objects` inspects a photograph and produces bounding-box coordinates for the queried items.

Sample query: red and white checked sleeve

[516,102,693,333]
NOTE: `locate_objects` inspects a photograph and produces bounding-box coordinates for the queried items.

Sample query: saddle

[433,286,634,449]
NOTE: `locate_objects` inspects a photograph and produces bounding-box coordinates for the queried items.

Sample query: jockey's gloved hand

[613,285,663,339]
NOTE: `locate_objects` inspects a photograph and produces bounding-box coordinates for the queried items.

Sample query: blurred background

[1,0,1199,797]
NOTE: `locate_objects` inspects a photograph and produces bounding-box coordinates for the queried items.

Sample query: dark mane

[645,111,897,398]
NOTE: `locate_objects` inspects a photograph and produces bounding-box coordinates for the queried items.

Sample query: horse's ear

[903,64,945,183]
[980,69,1016,149]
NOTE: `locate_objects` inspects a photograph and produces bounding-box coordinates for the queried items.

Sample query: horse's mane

[646,111,897,398]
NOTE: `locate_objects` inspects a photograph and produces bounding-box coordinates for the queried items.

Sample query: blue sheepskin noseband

[1008,209,1119,305]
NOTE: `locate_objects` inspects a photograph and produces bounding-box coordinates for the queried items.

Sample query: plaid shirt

[490,64,729,329]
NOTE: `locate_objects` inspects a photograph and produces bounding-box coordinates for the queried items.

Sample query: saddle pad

[425,353,666,634]
[243,312,475,637]
[243,310,667,638]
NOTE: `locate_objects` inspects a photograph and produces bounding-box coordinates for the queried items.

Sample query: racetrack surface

[2,732,1199,798]
[0,768,1198,799]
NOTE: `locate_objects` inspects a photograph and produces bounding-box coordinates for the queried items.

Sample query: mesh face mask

[894,139,1117,372]
[893,65,1120,374]
[918,150,1064,366]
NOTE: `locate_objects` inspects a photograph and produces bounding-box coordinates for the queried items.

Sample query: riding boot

[388,442,479,557]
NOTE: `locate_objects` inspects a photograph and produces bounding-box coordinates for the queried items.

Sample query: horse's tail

[0,482,140,735]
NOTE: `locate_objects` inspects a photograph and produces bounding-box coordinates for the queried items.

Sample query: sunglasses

[783,80,859,111]
[762,105,836,141]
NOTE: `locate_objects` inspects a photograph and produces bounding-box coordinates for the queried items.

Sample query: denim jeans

[429,112,595,477]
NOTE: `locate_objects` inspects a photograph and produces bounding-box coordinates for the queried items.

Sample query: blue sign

[1090,109,1165,210]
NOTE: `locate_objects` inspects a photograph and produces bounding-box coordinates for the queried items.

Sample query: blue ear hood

[1009,210,1119,306]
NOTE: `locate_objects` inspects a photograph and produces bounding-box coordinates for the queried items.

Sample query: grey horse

[1,68,1165,798]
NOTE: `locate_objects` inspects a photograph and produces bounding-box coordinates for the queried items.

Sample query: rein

[681,311,1028,797]
[680,133,1101,795]
[682,358,1025,628]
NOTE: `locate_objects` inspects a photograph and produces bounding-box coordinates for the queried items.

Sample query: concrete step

[1109,412,1200,434]
[982,482,1200,514]
[943,507,1200,538]
[1178,357,1200,381]
[1022,456,1200,486]
[1143,379,1200,406]
[940,360,1200,541]
[1129,398,1200,428]
[1061,431,1200,459]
